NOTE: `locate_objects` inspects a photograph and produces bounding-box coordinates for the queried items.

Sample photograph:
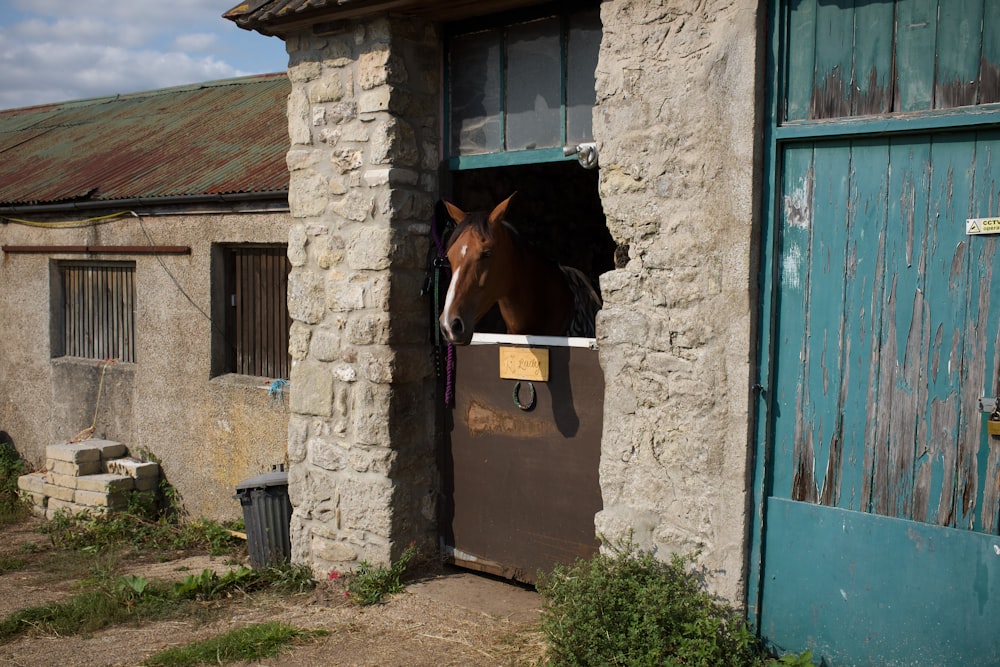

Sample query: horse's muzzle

[440,316,473,345]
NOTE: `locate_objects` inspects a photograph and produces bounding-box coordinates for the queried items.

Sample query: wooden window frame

[211,244,291,380]
[53,261,136,363]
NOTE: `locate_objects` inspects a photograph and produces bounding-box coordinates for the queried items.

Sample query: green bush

[537,543,764,667]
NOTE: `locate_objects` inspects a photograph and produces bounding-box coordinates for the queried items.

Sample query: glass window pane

[450,30,502,156]
[505,18,561,151]
[567,9,601,144]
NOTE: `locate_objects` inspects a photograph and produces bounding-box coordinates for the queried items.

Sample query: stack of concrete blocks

[17,439,161,519]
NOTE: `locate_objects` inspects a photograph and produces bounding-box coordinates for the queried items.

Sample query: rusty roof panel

[0,73,290,207]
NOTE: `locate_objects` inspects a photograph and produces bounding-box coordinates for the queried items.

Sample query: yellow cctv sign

[966,217,1000,235]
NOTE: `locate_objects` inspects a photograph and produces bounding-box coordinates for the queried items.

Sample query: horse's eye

[480,250,493,260]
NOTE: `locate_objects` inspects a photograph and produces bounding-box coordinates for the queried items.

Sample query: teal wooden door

[754,1,1000,663]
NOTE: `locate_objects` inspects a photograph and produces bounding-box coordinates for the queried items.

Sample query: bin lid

[236,471,288,491]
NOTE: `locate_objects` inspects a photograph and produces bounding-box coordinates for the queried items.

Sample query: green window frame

[444,2,601,170]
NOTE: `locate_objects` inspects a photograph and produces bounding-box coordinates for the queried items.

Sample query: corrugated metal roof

[0,73,290,208]
[224,0,545,35]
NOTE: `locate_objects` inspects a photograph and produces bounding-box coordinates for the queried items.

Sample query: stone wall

[283,16,441,571]
[593,0,762,602]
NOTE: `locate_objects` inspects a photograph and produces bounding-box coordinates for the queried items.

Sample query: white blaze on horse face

[440,266,461,335]
[460,244,467,258]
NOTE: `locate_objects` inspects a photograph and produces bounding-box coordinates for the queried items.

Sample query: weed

[0,556,25,574]
[537,541,765,667]
[771,649,815,666]
[39,503,244,557]
[0,438,29,526]
[142,621,328,666]
[345,543,417,606]
[258,561,316,594]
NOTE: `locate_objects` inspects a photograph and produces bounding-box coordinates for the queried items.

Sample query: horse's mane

[445,209,522,250]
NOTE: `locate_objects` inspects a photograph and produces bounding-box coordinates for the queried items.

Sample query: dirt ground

[0,518,546,667]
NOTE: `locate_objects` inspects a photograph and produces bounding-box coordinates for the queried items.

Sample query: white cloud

[0,0,284,108]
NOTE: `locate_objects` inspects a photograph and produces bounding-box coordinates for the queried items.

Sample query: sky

[0,0,289,109]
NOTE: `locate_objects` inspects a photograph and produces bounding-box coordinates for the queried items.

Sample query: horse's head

[439,194,517,345]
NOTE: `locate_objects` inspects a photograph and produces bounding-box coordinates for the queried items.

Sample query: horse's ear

[488,192,517,225]
[443,200,467,224]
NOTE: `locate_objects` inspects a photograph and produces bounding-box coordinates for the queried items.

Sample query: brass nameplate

[499,347,549,381]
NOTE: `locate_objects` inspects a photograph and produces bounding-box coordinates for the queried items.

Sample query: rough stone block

[289,362,334,417]
[46,443,101,464]
[105,458,160,480]
[74,489,129,509]
[16,472,46,494]
[47,459,101,476]
[43,483,76,502]
[75,474,135,494]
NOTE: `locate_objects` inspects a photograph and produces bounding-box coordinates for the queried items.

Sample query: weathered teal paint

[936,0,984,108]
[753,1,1000,661]
[895,0,937,112]
[784,0,816,122]
[851,1,894,115]
[771,132,999,522]
[760,498,1000,665]
[784,0,999,118]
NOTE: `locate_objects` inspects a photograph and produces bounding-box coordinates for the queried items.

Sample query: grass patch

[0,559,315,644]
[0,556,25,574]
[0,573,177,642]
[142,621,328,666]
[38,484,245,557]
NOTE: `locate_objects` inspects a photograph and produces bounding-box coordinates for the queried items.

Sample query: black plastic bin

[234,471,292,568]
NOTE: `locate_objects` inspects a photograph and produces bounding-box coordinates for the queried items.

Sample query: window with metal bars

[212,245,290,379]
[56,262,136,363]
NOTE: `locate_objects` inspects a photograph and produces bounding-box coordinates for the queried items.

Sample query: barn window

[211,245,290,380]
[55,261,136,363]
[446,3,601,169]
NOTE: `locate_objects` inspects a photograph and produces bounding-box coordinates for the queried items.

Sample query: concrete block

[74,489,129,509]
[76,474,135,494]
[133,477,159,492]
[47,459,101,476]
[43,483,76,502]
[90,440,128,460]
[44,472,78,489]
[46,443,102,464]
[105,458,159,480]
[17,472,46,494]
[22,492,46,508]
[46,497,93,516]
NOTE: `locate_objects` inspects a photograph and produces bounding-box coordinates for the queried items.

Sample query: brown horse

[438,194,601,345]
